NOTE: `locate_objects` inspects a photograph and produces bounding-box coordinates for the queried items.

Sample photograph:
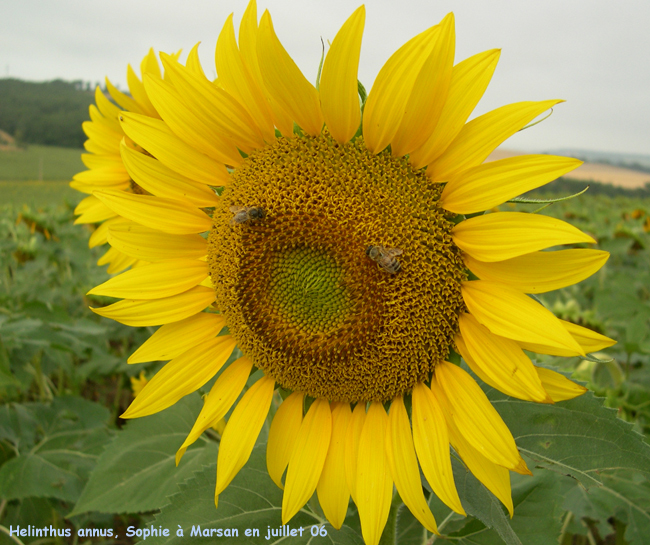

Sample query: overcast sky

[2,0,649,155]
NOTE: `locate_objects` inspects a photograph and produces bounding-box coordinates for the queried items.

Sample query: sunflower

[78,2,616,543]
[71,49,185,273]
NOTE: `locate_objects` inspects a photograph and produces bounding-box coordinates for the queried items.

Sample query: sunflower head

[209,133,466,402]
[76,2,615,544]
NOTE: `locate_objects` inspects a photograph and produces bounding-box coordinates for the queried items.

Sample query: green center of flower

[270,246,349,334]
[207,134,467,403]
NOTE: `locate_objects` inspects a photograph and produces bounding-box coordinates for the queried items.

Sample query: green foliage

[71,394,220,516]
[0,396,112,502]
[0,78,94,148]
[0,145,85,182]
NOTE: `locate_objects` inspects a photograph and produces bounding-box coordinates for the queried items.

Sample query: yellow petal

[126,63,157,117]
[363,23,440,154]
[357,402,392,545]
[98,246,137,274]
[84,137,112,156]
[239,1,295,137]
[455,333,507,393]
[391,13,455,157]
[159,53,266,153]
[91,285,215,327]
[141,48,162,80]
[445,410,514,516]
[94,189,213,235]
[319,6,365,144]
[267,392,304,489]
[409,49,500,169]
[452,212,596,263]
[107,221,207,262]
[119,111,230,186]
[464,249,609,294]
[129,312,225,364]
[317,402,352,529]
[215,375,276,504]
[411,383,464,515]
[462,280,585,356]
[441,155,583,214]
[386,395,438,533]
[81,152,123,170]
[185,43,207,79]
[88,259,208,299]
[120,141,219,208]
[434,361,529,474]
[122,335,237,418]
[176,356,253,464]
[518,319,616,357]
[344,402,366,503]
[535,366,588,402]
[88,103,117,134]
[143,74,243,166]
[215,14,276,142]
[88,216,128,248]
[82,121,122,154]
[257,11,323,136]
[428,99,563,181]
[457,314,551,403]
[70,173,129,195]
[283,398,332,524]
[458,313,552,403]
[127,312,226,363]
[106,77,144,115]
[73,165,130,185]
[74,195,117,224]
[94,86,122,128]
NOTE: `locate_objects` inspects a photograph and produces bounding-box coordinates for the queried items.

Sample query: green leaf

[563,471,650,545]
[440,470,564,545]
[626,313,648,347]
[70,393,219,516]
[0,397,112,502]
[144,445,363,545]
[487,386,650,487]
[448,457,522,545]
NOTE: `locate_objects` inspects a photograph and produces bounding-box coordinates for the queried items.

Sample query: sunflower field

[0,190,649,545]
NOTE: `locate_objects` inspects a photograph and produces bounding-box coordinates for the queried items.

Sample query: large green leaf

[422,470,563,545]
[563,471,650,545]
[0,396,112,502]
[143,445,363,545]
[449,458,522,545]
[485,377,650,487]
[70,393,219,516]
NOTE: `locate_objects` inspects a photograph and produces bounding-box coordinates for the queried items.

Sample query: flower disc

[208,134,466,402]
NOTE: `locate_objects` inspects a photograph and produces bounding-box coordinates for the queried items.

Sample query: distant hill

[0,78,95,148]
[547,148,650,173]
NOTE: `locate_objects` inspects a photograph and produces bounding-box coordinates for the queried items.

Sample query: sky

[2,0,649,155]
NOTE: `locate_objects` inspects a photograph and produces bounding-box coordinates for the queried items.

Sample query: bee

[366,245,403,274]
[229,205,265,225]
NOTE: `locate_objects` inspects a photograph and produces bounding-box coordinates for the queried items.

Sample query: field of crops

[0,145,84,182]
[1,189,650,545]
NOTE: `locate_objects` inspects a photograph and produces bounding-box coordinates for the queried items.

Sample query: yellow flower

[130,371,149,397]
[77,3,616,543]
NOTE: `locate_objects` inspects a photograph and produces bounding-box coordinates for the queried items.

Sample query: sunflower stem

[378,492,401,545]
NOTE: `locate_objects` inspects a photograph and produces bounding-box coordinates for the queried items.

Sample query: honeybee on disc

[366,245,403,274]
[230,205,265,225]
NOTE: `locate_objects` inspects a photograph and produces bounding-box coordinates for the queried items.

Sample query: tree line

[0,78,96,148]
